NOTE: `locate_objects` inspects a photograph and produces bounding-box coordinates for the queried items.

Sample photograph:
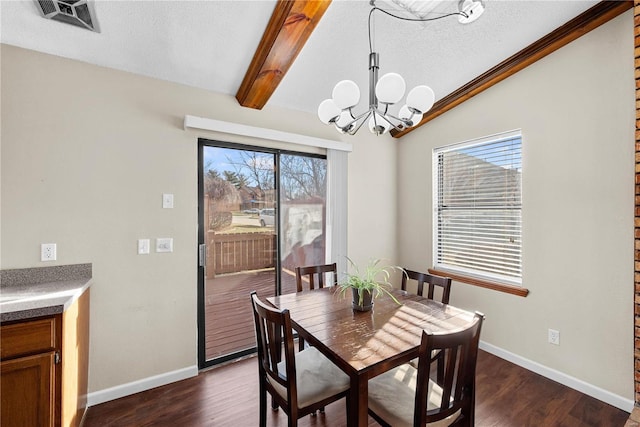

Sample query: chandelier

[317,0,485,136]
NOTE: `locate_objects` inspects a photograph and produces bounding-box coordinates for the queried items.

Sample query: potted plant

[337,258,402,311]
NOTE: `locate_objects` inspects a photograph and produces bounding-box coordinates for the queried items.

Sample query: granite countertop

[1,264,92,322]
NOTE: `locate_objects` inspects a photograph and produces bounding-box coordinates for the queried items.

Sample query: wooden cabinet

[1,288,89,427]
[1,352,56,426]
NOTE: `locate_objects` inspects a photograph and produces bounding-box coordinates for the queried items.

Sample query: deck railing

[206,231,275,277]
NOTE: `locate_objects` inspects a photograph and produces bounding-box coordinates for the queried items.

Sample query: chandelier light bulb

[398,105,423,127]
[332,80,361,110]
[406,85,435,114]
[317,99,341,124]
[335,110,356,131]
[375,73,406,105]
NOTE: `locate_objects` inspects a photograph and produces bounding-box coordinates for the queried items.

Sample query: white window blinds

[433,131,522,285]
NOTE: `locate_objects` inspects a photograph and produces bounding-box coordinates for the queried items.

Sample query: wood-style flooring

[83,350,629,427]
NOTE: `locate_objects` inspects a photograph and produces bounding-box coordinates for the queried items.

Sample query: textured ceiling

[1,0,600,116]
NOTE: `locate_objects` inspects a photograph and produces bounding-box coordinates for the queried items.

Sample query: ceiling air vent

[34,0,99,32]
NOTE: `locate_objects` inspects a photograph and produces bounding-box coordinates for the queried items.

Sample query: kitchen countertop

[1,264,92,323]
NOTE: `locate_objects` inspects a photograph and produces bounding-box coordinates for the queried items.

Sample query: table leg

[347,375,368,427]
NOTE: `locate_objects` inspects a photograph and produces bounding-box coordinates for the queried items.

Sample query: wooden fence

[206,231,276,278]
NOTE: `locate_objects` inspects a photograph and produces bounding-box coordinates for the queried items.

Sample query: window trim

[432,129,526,295]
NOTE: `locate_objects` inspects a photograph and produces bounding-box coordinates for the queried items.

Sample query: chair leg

[271,396,279,411]
[259,381,267,427]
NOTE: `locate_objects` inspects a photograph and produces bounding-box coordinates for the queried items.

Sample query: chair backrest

[413,312,484,426]
[250,291,299,409]
[295,263,337,292]
[401,269,452,304]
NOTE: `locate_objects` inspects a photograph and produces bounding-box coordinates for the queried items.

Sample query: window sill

[428,268,529,297]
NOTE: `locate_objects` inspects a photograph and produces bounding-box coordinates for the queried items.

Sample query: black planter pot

[352,288,373,311]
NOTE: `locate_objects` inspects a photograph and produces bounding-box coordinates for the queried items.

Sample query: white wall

[0,44,398,393]
[397,11,634,404]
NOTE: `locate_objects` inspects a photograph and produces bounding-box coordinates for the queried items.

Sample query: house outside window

[433,130,522,286]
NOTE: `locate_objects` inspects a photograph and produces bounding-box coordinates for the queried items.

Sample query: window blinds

[434,132,522,284]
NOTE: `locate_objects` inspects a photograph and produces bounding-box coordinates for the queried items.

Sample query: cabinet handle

[54,351,61,364]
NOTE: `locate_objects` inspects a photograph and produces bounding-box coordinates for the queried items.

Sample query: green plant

[337,258,402,306]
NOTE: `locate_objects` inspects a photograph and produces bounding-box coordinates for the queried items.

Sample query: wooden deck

[204,268,298,361]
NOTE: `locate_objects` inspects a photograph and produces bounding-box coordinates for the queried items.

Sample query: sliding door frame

[197,138,326,369]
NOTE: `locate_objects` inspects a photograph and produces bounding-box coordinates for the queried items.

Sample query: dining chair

[250,291,351,427]
[367,311,485,427]
[294,263,338,350]
[295,263,338,292]
[401,269,453,384]
[401,269,452,304]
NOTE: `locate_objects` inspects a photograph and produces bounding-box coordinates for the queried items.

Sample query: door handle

[198,244,206,267]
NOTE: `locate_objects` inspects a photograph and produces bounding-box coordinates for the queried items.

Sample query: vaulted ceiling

[1,1,629,138]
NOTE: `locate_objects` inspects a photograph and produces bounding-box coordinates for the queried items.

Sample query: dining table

[267,286,478,427]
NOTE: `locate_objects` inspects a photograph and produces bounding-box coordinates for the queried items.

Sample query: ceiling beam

[236,0,332,110]
[392,0,633,138]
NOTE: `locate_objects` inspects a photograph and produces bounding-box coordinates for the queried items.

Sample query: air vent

[34,0,99,32]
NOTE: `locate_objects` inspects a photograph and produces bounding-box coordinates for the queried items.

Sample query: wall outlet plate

[41,243,57,261]
[156,238,173,253]
[548,328,560,345]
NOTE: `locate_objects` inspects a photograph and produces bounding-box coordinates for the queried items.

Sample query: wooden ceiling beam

[391,0,633,138]
[236,0,332,110]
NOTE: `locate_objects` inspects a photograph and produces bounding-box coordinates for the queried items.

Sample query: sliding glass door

[197,140,327,368]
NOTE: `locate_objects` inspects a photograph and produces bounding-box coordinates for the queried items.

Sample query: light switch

[138,239,150,255]
[162,193,174,209]
[156,238,173,253]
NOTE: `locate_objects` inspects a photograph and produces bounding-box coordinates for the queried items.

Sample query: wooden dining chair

[295,263,338,292]
[401,269,452,304]
[401,269,453,384]
[294,263,338,351]
[250,291,351,427]
[368,312,485,427]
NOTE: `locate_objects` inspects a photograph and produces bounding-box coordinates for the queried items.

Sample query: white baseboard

[480,341,634,413]
[86,365,198,407]
[87,345,635,413]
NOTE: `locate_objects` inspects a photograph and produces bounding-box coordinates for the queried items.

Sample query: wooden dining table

[267,286,477,427]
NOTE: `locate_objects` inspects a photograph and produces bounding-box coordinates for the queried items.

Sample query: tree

[223,170,249,189]
[226,152,274,193]
[279,155,326,201]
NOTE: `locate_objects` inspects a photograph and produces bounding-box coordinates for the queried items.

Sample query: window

[433,130,522,286]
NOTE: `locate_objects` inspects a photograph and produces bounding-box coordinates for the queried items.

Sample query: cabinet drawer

[1,317,57,360]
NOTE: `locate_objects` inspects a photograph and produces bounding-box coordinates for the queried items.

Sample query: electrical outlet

[41,243,57,261]
[548,329,560,345]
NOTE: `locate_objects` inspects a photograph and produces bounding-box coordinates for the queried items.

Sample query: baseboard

[86,365,198,407]
[480,341,634,413]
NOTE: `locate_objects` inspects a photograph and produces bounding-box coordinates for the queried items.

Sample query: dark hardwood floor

[83,350,629,427]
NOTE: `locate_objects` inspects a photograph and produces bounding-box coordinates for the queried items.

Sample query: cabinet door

[1,352,55,427]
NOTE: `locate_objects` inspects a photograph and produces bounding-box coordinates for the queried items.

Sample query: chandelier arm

[379,111,413,129]
[347,110,373,135]
[346,109,376,127]
[336,109,374,133]
[372,110,410,132]
[370,6,467,24]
